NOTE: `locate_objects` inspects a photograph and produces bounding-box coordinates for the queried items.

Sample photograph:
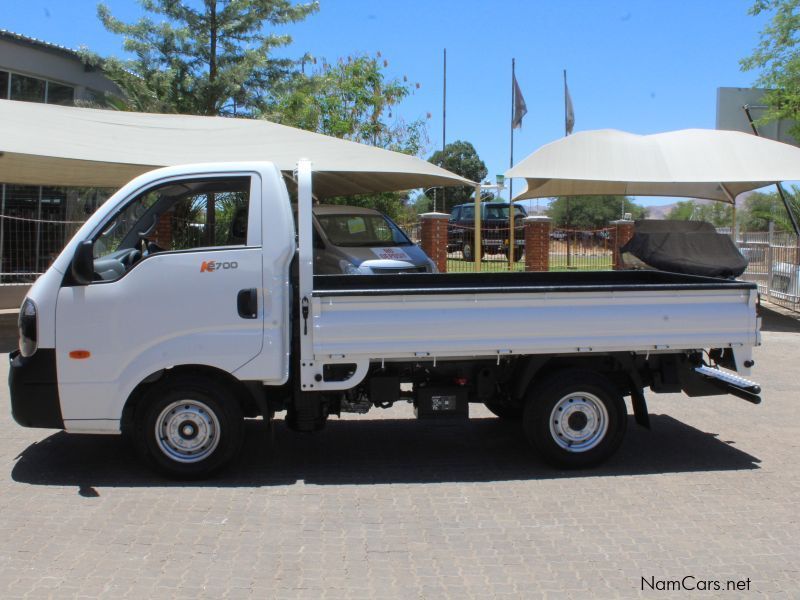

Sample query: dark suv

[447,202,528,261]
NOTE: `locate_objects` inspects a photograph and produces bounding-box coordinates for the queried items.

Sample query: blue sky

[1,0,772,206]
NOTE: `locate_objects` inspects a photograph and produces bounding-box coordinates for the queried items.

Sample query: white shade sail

[507,128,800,202]
[0,100,472,197]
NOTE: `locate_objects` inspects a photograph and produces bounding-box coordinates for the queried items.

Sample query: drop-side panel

[311,287,758,361]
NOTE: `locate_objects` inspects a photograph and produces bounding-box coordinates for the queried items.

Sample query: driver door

[55,172,265,429]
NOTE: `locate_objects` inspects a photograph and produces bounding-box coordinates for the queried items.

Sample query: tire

[483,397,523,420]
[523,369,626,469]
[505,247,523,262]
[462,241,483,262]
[135,374,244,479]
[462,241,475,262]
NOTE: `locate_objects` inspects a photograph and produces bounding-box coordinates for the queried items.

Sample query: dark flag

[564,73,575,135]
[512,74,527,129]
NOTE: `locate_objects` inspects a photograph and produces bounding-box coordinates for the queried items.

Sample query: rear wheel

[462,241,483,262]
[523,370,626,468]
[462,241,475,262]
[505,247,524,262]
[135,375,244,478]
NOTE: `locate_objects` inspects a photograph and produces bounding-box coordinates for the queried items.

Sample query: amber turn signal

[69,350,91,359]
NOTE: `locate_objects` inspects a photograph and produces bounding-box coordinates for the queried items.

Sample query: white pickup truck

[9,160,762,477]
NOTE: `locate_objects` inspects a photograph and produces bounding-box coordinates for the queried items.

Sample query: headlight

[19,298,37,357]
[339,260,362,275]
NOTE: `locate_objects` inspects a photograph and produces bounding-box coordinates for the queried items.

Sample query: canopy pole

[474,183,482,273]
[720,183,737,235]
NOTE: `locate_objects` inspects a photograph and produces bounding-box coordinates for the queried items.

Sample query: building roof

[0,29,83,62]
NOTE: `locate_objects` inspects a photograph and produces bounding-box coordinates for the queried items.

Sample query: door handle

[237,288,258,319]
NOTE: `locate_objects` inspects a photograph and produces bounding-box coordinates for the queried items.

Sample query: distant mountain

[644,204,676,219]
[640,198,724,220]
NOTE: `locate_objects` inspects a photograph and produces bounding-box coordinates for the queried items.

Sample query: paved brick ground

[1,307,799,598]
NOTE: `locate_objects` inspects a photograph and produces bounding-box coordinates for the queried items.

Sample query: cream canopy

[507,128,800,203]
[0,100,472,197]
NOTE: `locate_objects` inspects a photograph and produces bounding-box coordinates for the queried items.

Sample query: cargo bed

[306,270,760,392]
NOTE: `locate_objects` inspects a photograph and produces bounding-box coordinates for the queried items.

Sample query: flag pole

[509,58,515,201]
[442,48,447,154]
[440,48,447,213]
[508,58,517,267]
[564,69,572,267]
[563,69,568,137]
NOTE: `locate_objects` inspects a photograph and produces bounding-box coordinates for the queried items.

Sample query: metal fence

[397,220,616,274]
[0,184,110,283]
[736,227,800,311]
[549,227,614,271]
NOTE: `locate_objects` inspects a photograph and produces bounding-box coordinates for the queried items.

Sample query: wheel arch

[513,353,636,403]
[120,364,267,437]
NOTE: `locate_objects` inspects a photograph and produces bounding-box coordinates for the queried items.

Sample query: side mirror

[71,241,94,285]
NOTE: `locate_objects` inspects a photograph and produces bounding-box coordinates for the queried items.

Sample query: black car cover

[620,220,748,278]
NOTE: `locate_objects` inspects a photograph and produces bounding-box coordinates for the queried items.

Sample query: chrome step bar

[695,365,761,404]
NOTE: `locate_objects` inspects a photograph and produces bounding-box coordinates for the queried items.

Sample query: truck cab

[11,163,294,470]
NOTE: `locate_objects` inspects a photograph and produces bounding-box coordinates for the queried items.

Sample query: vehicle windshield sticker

[370,247,411,261]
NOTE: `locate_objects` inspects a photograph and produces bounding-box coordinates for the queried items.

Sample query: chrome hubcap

[155,400,220,463]
[549,392,608,452]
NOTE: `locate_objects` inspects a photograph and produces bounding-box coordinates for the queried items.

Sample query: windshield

[484,205,528,219]
[94,193,160,258]
[316,213,413,247]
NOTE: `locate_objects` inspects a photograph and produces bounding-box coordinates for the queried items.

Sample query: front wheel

[523,370,626,468]
[135,375,244,478]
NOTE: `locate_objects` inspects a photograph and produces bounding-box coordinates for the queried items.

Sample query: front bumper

[9,349,63,429]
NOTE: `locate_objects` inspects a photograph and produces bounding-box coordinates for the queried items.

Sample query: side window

[91,176,251,282]
[372,218,393,242]
[462,206,474,220]
[158,183,250,251]
[450,207,460,221]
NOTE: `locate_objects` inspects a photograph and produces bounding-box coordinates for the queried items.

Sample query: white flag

[565,80,575,135]
[512,75,527,130]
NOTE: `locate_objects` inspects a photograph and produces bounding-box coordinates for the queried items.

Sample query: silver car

[312,205,437,274]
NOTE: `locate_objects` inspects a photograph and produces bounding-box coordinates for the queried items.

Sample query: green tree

[666,200,734,227]
[666,200,698,221]
[96,0,319,116]
[740,0,800,138]
[547,196,645,229]
[270,53,430,221]
[427,141,488,213]
[740,187,800,231]
[271,54,428,155]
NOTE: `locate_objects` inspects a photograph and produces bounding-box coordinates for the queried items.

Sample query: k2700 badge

[200,260,238,272]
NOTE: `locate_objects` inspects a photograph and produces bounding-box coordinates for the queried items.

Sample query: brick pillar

[524,216,551,272]
[420,212,449,273]
[153,211,173,249]
[610,219,635,270]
